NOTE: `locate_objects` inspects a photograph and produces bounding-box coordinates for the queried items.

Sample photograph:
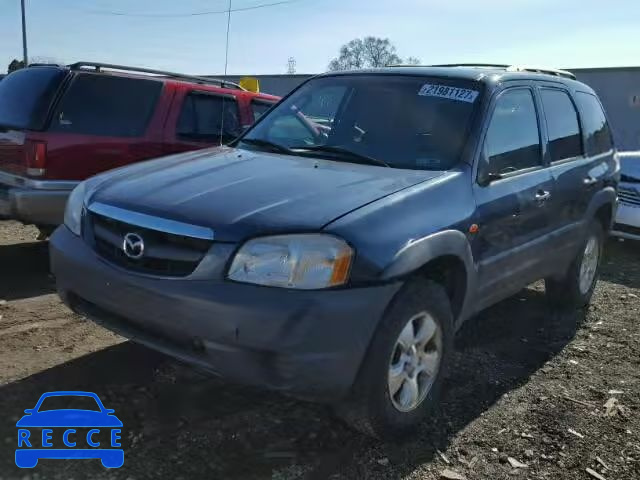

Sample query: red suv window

[49,73,162,137]
[176,92,241,142]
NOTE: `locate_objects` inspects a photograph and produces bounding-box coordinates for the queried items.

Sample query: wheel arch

[586,186,617,232]
[380,230,477,325]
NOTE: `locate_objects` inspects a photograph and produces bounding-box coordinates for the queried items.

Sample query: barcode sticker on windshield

[418,84,479,103]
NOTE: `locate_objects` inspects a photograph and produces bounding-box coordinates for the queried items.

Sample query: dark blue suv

[50,65,619,439]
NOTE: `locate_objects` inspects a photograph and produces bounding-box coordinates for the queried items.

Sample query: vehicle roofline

[311,67,593,91]
[37,390,100,397]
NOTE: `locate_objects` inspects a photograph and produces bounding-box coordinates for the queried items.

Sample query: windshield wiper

[240,138,293,155]
[291,145,390,168]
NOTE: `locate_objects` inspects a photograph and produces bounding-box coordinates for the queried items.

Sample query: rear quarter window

[49,74,162,137]
[0,67,66,130]
[575,92,613,155]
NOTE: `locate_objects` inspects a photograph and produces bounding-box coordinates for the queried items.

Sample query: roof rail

[505,65,576,80]
[67,62,246,90]
[429,63,512,69]
[387,63,511,69]
[28,63,66,68]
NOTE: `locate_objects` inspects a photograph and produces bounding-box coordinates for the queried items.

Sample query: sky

[1,0,640,75]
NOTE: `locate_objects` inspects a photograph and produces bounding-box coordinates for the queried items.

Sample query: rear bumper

[611,202,640,241]
[50,226,402,401]
[0,171,77,226]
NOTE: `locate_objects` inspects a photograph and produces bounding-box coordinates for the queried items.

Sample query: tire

[545,220,604,310]
[336,278,454,439]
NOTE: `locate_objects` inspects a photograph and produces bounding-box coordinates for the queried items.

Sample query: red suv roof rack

[67,61,246,90]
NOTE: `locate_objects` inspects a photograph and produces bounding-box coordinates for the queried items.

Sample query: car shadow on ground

[0,286,584,479]
[0,241,54,301]
[601,238,640,289]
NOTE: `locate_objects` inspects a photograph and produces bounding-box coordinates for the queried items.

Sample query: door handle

[535,190,551,205]
[583,176,598,187]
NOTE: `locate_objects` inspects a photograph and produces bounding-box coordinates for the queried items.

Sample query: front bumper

[611,202,640,241]
[0,172,77,226]
[50,226,402,401]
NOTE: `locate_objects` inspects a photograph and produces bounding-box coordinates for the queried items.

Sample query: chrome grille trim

[87,202,215,240]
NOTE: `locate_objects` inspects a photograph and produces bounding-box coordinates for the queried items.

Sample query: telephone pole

[21,0,29,65]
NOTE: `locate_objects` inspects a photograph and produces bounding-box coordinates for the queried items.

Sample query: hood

[619,151,640,182]
[16,410,123,428]
[89,148,443,241]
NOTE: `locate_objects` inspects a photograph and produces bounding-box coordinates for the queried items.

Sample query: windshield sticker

[418,84,479,103]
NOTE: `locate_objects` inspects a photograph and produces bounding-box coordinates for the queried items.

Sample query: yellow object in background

[239,77,260,93]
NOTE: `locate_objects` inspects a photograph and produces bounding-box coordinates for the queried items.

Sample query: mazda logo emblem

[122,233,145,260]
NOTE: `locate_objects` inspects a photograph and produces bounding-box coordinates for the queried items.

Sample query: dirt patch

[0,221,638,479]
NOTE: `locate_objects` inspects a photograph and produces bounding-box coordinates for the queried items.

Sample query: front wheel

[545,220,604,310]
[337,278,454,439]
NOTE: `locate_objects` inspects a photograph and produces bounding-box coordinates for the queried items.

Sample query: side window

[177,93,241,142]
[251,100,274,121]
[50,74,162,137]
[540,89,582,162]
[483,89,541,176]
[575,92,613,155]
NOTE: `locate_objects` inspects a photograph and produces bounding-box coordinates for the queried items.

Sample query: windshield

[240,75,481,170]
[37,395,102,412]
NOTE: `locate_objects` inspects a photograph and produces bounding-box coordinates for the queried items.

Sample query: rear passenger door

[539,86,615,255]
[473,86,556,307]
[167,90,242,154]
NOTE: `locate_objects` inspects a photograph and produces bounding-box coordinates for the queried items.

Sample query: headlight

[227,234,353,289]
[63,182,86,236]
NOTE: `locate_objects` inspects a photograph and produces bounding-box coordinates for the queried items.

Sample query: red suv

[0,62,278,233]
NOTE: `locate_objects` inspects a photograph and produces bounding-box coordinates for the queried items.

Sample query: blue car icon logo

[15,391,124,468]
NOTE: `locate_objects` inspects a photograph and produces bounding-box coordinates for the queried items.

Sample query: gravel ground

[0,220,638,480]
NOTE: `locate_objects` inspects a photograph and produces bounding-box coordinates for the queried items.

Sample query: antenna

[220,0,232,147]
[287,57,297,74]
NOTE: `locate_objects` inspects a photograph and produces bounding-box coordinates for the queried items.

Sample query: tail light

[25,140,47,177]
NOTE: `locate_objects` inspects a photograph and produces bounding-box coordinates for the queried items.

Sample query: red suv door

[164,86,243,155]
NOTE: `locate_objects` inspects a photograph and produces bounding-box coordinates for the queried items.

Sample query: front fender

[380,229,478,325]
[585,186,617,230]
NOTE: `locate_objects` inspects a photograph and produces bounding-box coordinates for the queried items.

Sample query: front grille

[88,212,213,277]
[613,223,640,237]
[619,186,640,207]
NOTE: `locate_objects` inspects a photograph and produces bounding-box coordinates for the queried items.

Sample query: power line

[85,0,303,18]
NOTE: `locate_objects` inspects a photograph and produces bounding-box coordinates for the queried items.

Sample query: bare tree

[328,37,419,71]
[8,59,25,73]
[30,55,64,65]
[404,56,421,66]
[328,38,368,71]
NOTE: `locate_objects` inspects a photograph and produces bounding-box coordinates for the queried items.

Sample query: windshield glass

[240,74,481,170]
[37,395,101,412]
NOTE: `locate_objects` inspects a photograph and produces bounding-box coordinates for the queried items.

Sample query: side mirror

[105,409,115,414]
[24,409,34,414]
[477,154,492,186]
[477,154,503,186]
